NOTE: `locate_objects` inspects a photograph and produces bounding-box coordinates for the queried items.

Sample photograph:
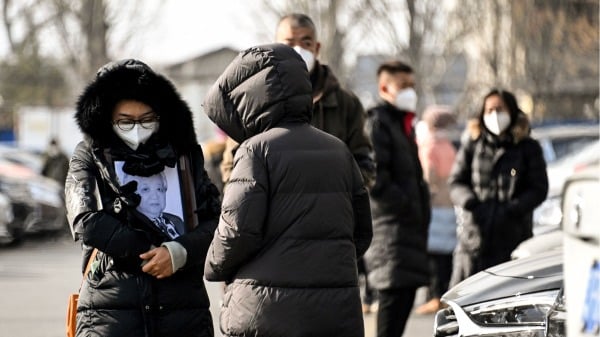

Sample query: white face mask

[394,88,418,112]
[483,110,511,136]
[113,122,158,150]
[292,46,315,72]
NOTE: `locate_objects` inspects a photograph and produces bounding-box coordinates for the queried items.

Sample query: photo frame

[114,161,187,237]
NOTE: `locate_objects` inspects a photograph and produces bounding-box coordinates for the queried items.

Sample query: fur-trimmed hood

[75,59,198,153]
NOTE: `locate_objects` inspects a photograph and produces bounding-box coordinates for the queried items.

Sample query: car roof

[531,123,599,139]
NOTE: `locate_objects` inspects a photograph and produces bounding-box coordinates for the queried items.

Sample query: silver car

[434,250,565,337]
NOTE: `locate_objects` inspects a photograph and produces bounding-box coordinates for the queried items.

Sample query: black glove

[110,180,140,215]
[472,201,491,228]
[464,198,480,211]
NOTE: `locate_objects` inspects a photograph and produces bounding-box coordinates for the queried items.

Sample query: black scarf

[111,139,178,177]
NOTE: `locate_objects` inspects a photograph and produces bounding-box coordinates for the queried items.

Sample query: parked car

[0,144,43,172]
[0,158,66,243]
[434,164,599,337]
[530,122,599,165]
[511,229,563,260]
[434,249,565,337]
[533,140,599,235]
[0,192,16,244]
[561,164,599,336]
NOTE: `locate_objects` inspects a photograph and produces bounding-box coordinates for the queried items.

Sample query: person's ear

[379,82,390,95]
[378,81,395,102]
[314,41,321,58]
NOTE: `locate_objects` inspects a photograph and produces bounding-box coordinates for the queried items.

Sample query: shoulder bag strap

[80,248,98,289]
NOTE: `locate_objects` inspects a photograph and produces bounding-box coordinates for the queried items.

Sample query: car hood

[443,250,563,307]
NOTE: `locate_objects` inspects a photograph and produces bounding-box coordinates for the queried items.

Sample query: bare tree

[255,0,461,113]
[1,0,163,82]
[449,0,598,121]
[511,0,599,120]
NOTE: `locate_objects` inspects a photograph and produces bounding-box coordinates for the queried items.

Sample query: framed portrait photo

[115,161,188,238]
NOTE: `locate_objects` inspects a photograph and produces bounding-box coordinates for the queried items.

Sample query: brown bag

[66,249,98,337]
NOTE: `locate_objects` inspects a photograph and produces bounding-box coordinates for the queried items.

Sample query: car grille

[434,306,459,337]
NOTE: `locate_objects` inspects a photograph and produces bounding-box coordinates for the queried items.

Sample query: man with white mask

[220,13,375,189]
[363,61,431,337]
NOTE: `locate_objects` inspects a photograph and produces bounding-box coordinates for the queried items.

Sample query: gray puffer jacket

[203,44,373,337]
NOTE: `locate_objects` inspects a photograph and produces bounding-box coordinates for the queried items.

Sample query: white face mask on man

[292,46,315,72]
[113,122,158,150]
[483,110,511,136]
[394,88,418,112]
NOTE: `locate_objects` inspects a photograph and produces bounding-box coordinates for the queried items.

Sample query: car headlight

[533,197,562,234]
[465,290,560,326]
[437,289,566,337]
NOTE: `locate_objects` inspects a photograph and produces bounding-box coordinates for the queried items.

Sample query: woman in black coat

[65,59,221,337]
[448,89,548,286]
[202,44,373,337]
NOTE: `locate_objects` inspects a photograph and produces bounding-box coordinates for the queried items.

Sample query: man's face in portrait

[134,174,167,219]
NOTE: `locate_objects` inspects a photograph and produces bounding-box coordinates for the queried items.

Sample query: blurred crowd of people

[64,12,548,337]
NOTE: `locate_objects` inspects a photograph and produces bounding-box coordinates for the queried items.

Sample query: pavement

[362,287,437,337]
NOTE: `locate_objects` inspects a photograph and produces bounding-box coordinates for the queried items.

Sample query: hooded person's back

[202,44,372,337]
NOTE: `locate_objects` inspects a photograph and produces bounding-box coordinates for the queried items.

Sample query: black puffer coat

[202,44,373,337]
[448,114,548,283]
[363,102,431,289]
[65,60,220,337]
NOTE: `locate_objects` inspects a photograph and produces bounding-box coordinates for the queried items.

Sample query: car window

[551,136,598,161]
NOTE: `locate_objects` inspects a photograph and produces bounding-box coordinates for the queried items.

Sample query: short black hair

[278,13,317,38]
[377,61,413,77]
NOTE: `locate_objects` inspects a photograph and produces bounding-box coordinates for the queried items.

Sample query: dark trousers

[427,253,453,298]
[357,256,376,304]
[376,287,417,337]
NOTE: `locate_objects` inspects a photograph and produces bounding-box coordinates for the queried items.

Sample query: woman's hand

[140,246,174,279]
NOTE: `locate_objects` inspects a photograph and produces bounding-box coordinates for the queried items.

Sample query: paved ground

[0,234,436,337]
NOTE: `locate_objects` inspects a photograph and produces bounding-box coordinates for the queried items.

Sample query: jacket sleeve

[507,139,549,215]
[344,91,376,188]
[65,142,152,259]
[350,156,373,258]
[367,115,410,209]
[204,144,267,282]
[173,146,221,270]
[448,139,480,211]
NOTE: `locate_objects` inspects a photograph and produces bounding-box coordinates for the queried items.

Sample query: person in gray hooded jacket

[203,44,373,337]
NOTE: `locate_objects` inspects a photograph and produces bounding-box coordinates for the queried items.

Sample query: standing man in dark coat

[220,13,375,187]
[203,44,373,337]
[364,61,431,337]
[65,59,221,337]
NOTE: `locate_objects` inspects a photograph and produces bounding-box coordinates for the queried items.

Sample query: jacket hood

[75,59,198,152]
[202,43,313,143]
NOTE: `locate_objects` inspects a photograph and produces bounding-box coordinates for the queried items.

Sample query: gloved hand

[472,201,491,228]
[119,180,141,207]
[111,180,140,214]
